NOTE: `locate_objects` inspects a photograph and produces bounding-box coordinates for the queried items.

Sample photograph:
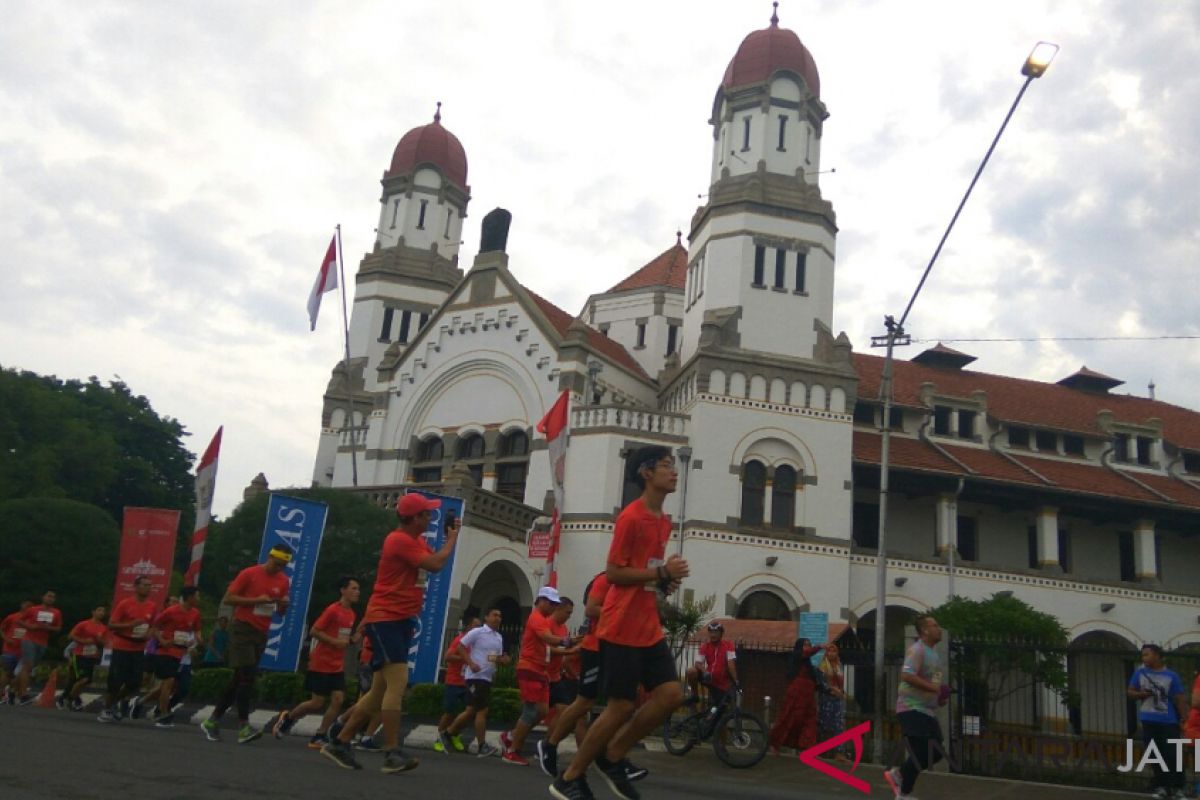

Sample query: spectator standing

[1126,643,1188,799]
[816,641,848,760]
[769,637,825,754]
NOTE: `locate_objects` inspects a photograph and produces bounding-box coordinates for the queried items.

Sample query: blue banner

[257,494,328,672]
[799,611,829,667]
[408,490,465,684]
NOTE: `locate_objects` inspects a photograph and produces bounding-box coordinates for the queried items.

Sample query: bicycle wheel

[712,709,768,768]
[662,706,700,756]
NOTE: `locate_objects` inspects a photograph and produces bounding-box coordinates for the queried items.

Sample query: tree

[659,593,717,659]
[0,498,121,636]
[201,487,394,625]
[927,594,1072,724]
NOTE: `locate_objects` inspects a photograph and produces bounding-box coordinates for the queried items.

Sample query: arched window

[740,460,766,526]
[499,430,529,457]
[496,430,530,502]
[456,433,486,486]
[772,465,796,530]
[412,436,443,483]
[736,590,791,621]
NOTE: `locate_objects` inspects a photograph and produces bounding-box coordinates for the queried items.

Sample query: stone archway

[467,559,530,651]
[1068,630,1138,738]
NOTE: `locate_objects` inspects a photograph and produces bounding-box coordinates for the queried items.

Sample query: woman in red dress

[769,637,826,754]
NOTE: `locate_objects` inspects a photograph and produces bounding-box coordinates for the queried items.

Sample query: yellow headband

[268,547,293,563]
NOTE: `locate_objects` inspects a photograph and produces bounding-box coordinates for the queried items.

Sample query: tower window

[444,208,452,238]
[418,312,429,331]
[804,125,812,163]
[958,410,976,439]
[379,307,395,341]
[1063,435,1084,456]
[600,324,610,338]
[1035,430,1058,453]
[390,199,400,229]
[933,406,952,435]
[771,465,797,530]
[774,249,786,288]
[1113,433,1131,463]
[397,310,412,343]
[957,516,978,562]
[777,115,787,151]
[742,116,751,151]
[666,324,678,356]
[794,252,807,293]
[740,460,766,526]
[752,245,765,286]
[1136,436,1154,466]
[636,323,646,348]
[417,199,428,229]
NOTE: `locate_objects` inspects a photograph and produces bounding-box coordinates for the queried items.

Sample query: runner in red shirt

[201,544,292,744]
[145,587,203,727]
[552,445,689,800]
[99,576,157,722]
[58,605,108,711]
[321,493,460,774]
[435,615,482,754]
[500,586,576,766]
[271,576,361,748]
[0,599,32,704]
[16,590,63,703]
[687,621,739,710]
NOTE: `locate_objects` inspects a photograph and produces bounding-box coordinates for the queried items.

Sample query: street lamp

[869,42,1057,763]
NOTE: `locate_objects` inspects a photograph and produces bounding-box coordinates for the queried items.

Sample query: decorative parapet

[571,405,689,441]
[349,481,541,543]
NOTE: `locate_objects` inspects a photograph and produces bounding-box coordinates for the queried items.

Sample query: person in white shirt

[441,607,510,757]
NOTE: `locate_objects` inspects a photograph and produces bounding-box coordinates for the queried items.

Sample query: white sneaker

[883,767,902,798]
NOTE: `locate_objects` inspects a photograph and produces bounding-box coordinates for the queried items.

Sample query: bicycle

[661,685,769,768]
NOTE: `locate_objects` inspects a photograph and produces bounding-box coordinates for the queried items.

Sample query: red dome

[721,14,820,98]
[385,108,468,190]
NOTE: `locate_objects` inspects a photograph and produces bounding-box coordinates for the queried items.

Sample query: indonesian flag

[184,427,222,587]
[536,390,571,586]
[307,236,338,331]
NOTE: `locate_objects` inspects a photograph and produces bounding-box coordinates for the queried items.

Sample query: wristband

[657,565,667,581]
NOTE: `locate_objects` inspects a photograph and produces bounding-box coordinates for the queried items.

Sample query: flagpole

[335,224,359,487]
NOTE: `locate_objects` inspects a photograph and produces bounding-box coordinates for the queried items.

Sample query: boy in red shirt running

[58,605,108,711]
[271,576,361,747]
[0,600,32,703]
[551,445,688,800]
[146,587,203,727]
[16,590,63,703]
[99,576,157,722]
[321,493,459,774]
[201,544,292,744]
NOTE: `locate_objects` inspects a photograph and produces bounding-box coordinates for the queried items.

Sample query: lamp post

[869,42,1058,763]
[673,445,693,605]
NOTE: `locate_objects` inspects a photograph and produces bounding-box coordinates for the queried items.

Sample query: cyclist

[686,621,738,712]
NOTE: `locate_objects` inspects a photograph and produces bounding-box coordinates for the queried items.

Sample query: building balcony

[570,404,689,442]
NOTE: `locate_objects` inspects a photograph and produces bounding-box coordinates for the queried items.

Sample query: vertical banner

[257,494,328,672]
[112,507,181,611]
[184,426,222,587]
[408,490,466,685]
[799,611,830,667]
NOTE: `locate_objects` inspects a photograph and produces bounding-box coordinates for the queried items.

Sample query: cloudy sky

[3,1,1198,518]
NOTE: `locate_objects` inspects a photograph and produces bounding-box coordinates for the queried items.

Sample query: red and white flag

[184,427,222,587]
[307,236,338,331]
[536,390,571,586]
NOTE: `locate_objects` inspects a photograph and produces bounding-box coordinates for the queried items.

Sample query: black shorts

[108,650,145,692]
[578,647,603,700]
[600,639,676,702]
[550,678,579,707]
[364,618,418,669]
[897,710,943,741]
[304,670,346,695]
[151,654,181,680]
[71,656,99,681]
[466,679,492,710]
[443,684,469,713]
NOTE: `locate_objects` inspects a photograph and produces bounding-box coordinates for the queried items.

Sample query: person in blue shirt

[1126,643,1189,799]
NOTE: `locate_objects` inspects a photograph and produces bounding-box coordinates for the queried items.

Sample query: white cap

[536,586,561,604]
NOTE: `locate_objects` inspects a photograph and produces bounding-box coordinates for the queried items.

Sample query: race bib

[487,654,498,663]
[172,631,193,646]
[645,558,664,591]
[337,627,352,641]
[81,644,99,657]
[13,627,26,639]
[36,611,54,624]
[253,603,276,617]
[131,623,149,638]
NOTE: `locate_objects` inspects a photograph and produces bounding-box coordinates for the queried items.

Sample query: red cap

[397,493,441,517]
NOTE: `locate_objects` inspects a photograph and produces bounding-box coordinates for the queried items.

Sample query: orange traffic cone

[35,669,59,708]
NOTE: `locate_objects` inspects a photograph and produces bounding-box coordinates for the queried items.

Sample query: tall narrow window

[774,249,786,288]
[456,433,486,487]
[740,461,766,526]
[777,115,787,150]
[390,199,400,228]
[853,502,879,549]
[417,199,428,229]
[933,406,952,435]
[666,324,678,356]
[444,208,452,238]
[379,307,395,341]
[1027,526,1039,569]
[771,465,796,530]
[1113,433,1131,463]
[753,245,765,285]
[1136,437,1154,466]
[412,436,443,483]
[697,253,705,298]
[1118,531,1135,581]
[496,430,530,502]
[397,310,412,343]
[418,312,429,331]
[742,116,751,151]
[1058,528,1072,573]
[804,127,812,162]
[636,323,646,348]
[957,516,978,562]
[795,252,807,292]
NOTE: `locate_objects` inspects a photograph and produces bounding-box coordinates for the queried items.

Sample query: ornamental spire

[770,1,779,27]
[433,101,442,124]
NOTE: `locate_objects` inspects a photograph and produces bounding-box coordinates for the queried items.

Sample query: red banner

[112,507,181,610]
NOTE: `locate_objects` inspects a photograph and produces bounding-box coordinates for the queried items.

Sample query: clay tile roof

[722,15,820,98]
[689,618,850,650]
[385,114,468,190]
[1057,366,1124,392]
[911,343,977,370]
[608,240,688,293]
[524,288,651,381]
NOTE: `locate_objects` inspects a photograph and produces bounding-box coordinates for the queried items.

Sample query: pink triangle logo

[797,720,872,794]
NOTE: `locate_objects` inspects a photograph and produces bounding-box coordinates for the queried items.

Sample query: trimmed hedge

[406,682,520,723]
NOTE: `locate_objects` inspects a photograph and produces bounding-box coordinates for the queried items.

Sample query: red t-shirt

[228,564,291,633]
[546,620,570,682]
[444,631,468,686]
[156,604,202,659]
[308,602,356,674]
[595,499,671,648]
[581,574,609,653]
[363,530,432,624]
[69,620,109,659]
[359,635,373,666]
[517,609,554,677]
[19,604,63,647]
[1185,674,1200,739]
[699,639,737,691]
[1,611,25,656]
[110,597,159,653]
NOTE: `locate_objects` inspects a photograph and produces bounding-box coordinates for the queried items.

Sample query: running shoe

[883,767,902,798]
[622,759,649,782]
[71,698,84,712]
[596,755,640,800]
[147,705,159,722]
[308,734,330,749]
[201,718,221,741]
[321,741,362,770]
[17,693,35,706]
[96,709,118,723]
[155,714,175,729]
[434,730,452,753]
[501,750,529,766]
[535,739,558,776]
[449,733,466,753]
[55,696,66,710]
[356,735,383,753]
[170,701,185,715]
[327,719,345,741]
[475,742,499,758]
[499,729,513,754]
[127,695,143,719]
[270,711,292,739]
[380,749,419,774]
[237,724,263,744]
[549,773,597,800]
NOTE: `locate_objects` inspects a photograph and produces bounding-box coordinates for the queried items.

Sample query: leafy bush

[405,682,519,723]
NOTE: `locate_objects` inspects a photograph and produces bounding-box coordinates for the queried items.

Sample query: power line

[912,335,1200,343]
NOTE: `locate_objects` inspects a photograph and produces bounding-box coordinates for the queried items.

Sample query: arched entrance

[466,559,530,651]
[736,590,792,621]
[850,605,920,715]
[1068,630,1138,737]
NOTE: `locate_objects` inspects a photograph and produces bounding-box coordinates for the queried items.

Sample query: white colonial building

[311,10,1200,734]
